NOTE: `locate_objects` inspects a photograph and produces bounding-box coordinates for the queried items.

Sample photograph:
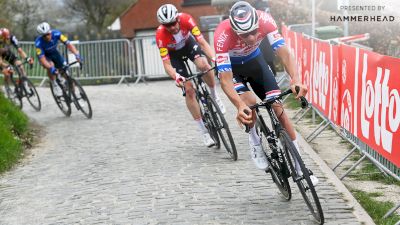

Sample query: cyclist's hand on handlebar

[25,57,34,64]
[174,73,185,87]
[75,53,83,63]
[236,104,252,127]
[290,82,308,99]
[211,56,216,63]
[50,66,58,75]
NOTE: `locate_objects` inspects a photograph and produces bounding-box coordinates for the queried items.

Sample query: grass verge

[0,92,29,173]
[351,189,400,225]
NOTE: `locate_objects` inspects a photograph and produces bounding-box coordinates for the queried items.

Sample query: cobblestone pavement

[0,81,364,224]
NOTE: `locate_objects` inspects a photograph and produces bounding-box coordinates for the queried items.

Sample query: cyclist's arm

[17,47,27,59]
[197,38,215,61]
[275,45,307,97]
[38,56,52,70]
[275,45,299,84]
[66,43,79,56]
[0,57,8,68]
[162,59,179,80]
[219,71,247,109]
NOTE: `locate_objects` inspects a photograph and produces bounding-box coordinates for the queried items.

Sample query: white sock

[292,139,302,174]
[209,86,218,99]
[249,126,261,145]
[195,118,208,134]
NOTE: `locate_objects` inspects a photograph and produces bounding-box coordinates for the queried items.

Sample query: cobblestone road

[0,81,365,224]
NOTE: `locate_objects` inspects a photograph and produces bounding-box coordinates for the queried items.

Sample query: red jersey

[213,10,285,72]
[156,13,203,61]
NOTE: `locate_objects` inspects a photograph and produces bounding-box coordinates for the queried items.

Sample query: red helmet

[0,28,10,39]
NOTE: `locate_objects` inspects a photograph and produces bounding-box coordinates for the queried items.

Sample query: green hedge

[0,92,28,173]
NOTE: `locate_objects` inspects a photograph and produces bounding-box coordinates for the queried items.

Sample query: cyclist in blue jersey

[35,22,81,96]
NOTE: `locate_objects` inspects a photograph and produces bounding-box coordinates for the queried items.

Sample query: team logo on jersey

[267,30,283,44]
[60,34,68,43]
[216,53,230,65]
[159,48,168,57]
[36,48,42,56]
[192,26,201,36]
[273,33,281,39]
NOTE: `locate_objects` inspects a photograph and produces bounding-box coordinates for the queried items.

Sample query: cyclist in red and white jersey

[214,1,317,184]
[156,4,225,147]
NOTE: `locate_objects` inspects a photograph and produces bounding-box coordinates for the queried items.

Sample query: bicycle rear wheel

[50,81,71,117]
[208,96,237,161]
[71,78,92,119]
[4,82,22,109]
[22,78,41,111]
[279,129,324,224]
[256,121,291,200]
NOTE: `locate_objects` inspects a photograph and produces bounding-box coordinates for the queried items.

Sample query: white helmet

[157,4,178,24]
[229,1,259,34]
[36,22,51,35]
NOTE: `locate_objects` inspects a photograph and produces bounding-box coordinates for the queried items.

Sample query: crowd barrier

[282,24,400,218]
[9,39,135,86]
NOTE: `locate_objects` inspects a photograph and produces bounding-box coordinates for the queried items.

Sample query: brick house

[119,0,221,38]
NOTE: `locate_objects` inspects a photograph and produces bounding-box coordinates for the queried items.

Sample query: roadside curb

[297,132,376,225]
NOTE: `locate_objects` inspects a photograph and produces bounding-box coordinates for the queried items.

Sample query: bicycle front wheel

[256,120,291,200]
[208,96,237,161]
[71,78,92,119]
[50,81,71,117]
[22,78,41,111]
[279,129,324,224]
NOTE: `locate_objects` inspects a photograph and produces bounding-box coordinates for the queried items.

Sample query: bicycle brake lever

[295,86,308,109]
[244,109,251,133]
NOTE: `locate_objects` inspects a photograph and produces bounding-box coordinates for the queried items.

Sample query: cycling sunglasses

[239,29,258,38]
[164,21,178,27]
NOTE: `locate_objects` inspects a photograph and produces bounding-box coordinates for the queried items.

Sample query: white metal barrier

[18,39,134,85]
[132,35,198,84]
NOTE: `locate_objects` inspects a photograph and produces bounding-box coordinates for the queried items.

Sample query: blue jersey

[35,29,70,58]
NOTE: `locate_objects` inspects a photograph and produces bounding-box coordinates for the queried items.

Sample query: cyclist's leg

[2,51,16,86]
[231,65,268,169]
[14,60,25,76]
[170,49,201,120]
[250,55,315,179]
[186,37,222,104]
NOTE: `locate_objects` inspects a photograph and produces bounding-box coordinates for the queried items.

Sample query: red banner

[284,28,400,167]
[339,44,400,167]
[301,38,340,124]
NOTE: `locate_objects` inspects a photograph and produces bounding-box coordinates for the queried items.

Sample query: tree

[64,0,134,35]
[9,0,43,40]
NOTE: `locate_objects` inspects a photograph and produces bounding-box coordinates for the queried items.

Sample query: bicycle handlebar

[15,59,33,70]
[180,66,216,96]
[68,61,83,70]
[244,86,309,133]
[184,66,216,81]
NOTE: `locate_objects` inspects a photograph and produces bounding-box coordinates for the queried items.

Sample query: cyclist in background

[155,4,226,147]
[214,1,317,184]
[35,22,81,96]
[0,28,34,92]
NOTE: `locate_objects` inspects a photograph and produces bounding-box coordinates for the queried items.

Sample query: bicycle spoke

[71,79,92,119]
[280,130,324,224]
[208,96,237,161]
[50,81,71,117]
[258,121,291,200]
[24,79,41,111]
